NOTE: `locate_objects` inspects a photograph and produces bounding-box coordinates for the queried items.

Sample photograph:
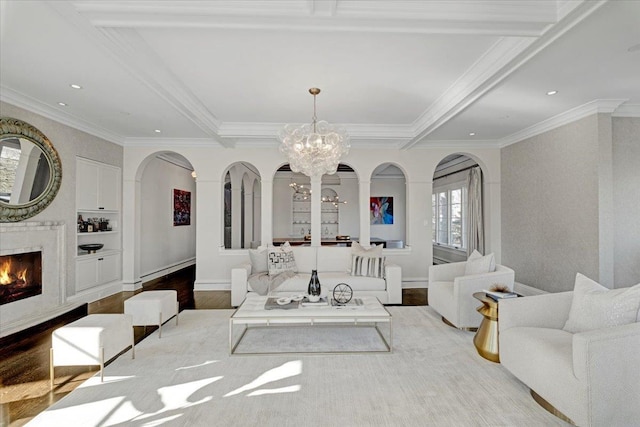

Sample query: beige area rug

[28,307,568,426]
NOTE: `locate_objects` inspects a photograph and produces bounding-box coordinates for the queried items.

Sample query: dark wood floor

[0,266,427,426]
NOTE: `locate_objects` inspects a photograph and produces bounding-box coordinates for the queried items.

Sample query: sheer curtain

[466,166,484,256]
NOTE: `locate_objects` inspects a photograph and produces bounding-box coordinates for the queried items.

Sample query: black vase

[308,269,321,297]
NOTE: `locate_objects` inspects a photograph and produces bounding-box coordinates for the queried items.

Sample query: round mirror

[0,117,62,222]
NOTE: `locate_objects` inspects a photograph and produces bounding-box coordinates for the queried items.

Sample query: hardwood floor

[0,266,426,426]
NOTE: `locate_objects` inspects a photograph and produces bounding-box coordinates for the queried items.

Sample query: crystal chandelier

[278,88,350,177]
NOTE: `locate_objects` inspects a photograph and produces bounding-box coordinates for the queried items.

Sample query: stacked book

[483,289,518,302]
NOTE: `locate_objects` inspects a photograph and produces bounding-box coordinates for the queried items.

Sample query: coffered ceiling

[1,1,639,148]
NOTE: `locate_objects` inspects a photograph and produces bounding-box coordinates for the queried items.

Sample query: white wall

[123,144,502,290]
[501,113,610,292]
[140,156,196,278]
[612,117,640,287]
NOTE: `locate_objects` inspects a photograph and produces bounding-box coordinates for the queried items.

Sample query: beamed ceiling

[1,0,639,149]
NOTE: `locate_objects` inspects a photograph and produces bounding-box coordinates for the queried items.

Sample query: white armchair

[428,260,515,329]
[499,291,640,426]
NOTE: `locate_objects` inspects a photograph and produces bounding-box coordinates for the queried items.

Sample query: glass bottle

[308,269,321,297]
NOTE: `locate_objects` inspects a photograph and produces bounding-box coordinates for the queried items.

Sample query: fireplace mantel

[0,221,79,337]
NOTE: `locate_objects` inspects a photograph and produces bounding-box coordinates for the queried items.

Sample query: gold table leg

[473,298,500,362]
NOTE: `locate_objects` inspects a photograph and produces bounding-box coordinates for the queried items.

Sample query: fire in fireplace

[0,251,42,305]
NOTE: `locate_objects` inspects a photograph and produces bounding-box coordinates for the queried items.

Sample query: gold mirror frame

[0,117,62,222]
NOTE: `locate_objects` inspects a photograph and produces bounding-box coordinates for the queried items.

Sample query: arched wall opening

[136,151,197,282]
[272,163,359,246]
[370,163,407,248]
[222,162,261,249]
[431,153,486,265]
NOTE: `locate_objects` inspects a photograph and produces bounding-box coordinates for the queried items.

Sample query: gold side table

[472,292,500,363]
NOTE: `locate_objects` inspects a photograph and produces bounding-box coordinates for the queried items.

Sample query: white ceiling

[1,0,639,149]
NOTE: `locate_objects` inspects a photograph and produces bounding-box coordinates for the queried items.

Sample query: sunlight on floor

[246,385,301,396]
[175,360,219,371]
[224,360,302,397]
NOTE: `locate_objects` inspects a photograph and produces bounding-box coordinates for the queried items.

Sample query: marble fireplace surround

[0,221,76,338]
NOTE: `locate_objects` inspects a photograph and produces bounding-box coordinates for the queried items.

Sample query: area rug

[28,307,568,426]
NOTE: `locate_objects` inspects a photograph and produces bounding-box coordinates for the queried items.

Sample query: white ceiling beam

[48,1,232,148]
[401,0,609,149]
[72,0,556,36]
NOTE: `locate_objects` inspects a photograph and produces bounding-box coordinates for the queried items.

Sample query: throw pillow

[351,241,383,258]
[248,246,268,274]
[351,255,385,278]
[267,242,297,276]
[563,273,640,333]
[464,250,496,275]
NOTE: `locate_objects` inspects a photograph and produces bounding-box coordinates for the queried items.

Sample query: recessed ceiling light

[154,129,161,133]
[70,84,82,89]
[547,90,558,96]
[469,132,476,136]
[58,102,67,106]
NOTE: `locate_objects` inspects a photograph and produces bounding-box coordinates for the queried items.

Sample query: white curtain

[466,167,484,256]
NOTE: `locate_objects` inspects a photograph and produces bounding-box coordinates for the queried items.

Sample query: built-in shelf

[75,157,122,292]
[291,188,340,238]
[76,248,121,259]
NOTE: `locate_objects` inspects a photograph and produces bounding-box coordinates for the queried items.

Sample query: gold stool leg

[530,389,576,425]
[50,348,54,389]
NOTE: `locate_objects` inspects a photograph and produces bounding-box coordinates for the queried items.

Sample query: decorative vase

[308,269,321,301]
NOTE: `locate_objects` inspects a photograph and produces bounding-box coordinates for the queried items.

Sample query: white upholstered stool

[50,314,134,388]
[124,290,179,338]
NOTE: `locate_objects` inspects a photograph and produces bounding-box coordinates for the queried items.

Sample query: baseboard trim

[194,281,230,291]
[140,258,196,284]
[68,281,123,304]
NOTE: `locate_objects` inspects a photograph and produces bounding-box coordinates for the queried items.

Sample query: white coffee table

[230,295,392,355]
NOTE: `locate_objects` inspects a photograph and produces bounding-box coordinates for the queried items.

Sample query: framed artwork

[173,189,191,226]
[370,196,393,225]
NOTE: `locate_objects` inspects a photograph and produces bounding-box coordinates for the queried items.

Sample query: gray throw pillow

[248,246,268,274]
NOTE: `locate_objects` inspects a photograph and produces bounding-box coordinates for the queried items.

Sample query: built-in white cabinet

[76,157,121,211]
[75,157,122,292]
[76,252,121,291]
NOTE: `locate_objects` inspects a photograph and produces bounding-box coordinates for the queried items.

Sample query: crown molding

[499,99,628,147]
[1,86,125,145]
[612,104,640,117]
[412,139,500,149]
[123,137,223,148]
[219,122,413,138]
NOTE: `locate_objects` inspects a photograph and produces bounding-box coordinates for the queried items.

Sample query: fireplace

[0,250,43,305]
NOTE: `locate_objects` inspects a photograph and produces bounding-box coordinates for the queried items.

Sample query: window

[0,143,20,201]
[432,184,466,250]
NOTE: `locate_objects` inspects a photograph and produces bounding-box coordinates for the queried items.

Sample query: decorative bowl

[277,297,292,305]
[291,294,305,302]
[79,243,104,253]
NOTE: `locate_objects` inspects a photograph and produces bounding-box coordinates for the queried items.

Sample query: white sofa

[499,292,640,426]
[231,246,402,307]
[428,260,515,329]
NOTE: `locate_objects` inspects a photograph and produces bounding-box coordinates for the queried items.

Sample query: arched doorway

[431,154,484,264]
[370,163,406,248]
[222,162,261,249]
[138,151,197,281]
